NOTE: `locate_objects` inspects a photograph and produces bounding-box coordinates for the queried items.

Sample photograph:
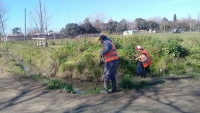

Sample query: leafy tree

[79,22,98,34]
[103,20,118,34]
[12,27,21,35]
[174,14,177,22]
[147,21,159,30]
[174,20,189,31]
[162,17,168,22]
[160,20,171,32]
[160,17,169,32]
[79,25,86,34]
[134,18,147,30]
[64,23,80,36]
[116,19,128,33]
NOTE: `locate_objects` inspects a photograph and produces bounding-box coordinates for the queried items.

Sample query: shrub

[50,41,55,45]
[118,76,134,90]
[162,37,188,57]
[30,74,75,93]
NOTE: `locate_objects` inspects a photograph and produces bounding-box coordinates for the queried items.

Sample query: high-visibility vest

[103,41,118,63]
[140,50,152,68]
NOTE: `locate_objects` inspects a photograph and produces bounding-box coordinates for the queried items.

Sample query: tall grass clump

[118,75,165,90]
[118,75,135,90]
[22,74,74,93]
[54,38,103,80]
[0,52,74,93]
[0,53,24,75]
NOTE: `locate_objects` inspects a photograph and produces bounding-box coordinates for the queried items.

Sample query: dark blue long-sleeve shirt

[99,37,113,56]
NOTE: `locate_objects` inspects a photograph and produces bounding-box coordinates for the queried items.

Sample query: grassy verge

[20,74,74,93]
[0,52,75,94]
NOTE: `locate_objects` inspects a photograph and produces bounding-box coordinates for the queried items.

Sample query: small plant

[118,75,165,91]
[28,74,75,94]
[50,41,55,45]
[85,88,101,94]
[59,57,66,64]
[118,75,134,90]
[27,58,32,64]
[47,79,74,93]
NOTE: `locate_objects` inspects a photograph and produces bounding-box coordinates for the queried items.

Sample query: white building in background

[123,30,139,35]
[148,29,156,34]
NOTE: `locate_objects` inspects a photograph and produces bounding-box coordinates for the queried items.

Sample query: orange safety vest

[103,41,118,63]
[140,50,152,68]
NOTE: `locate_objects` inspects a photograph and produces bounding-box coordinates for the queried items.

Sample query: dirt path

[0,71,200,113]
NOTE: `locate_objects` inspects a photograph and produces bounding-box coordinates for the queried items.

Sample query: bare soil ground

[0,69,200,113]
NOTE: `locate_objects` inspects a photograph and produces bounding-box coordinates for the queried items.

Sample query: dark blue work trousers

[103,60,118,81]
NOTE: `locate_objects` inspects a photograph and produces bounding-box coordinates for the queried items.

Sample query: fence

[5,33,101,42]
[6,34,63,42]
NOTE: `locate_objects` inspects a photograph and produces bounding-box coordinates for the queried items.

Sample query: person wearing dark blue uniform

[99,35,118,94]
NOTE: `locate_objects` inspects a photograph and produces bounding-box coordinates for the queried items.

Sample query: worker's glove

[135,57,142,62]
[134,57,139,61]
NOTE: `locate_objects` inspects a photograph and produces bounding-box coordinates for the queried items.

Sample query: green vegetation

[0,53,24,75]
[118,75,135,90]
[30,74,74,93]
[20,74,74,93]
[118,75,165,90]
[0,53,74,93]
[85,88,101,95]
[1,32,200,92]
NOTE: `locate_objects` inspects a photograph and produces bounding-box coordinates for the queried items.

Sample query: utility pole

[198,14,200,32]
[39,0,43,34]
[24,8,26,44]
[62,29,64,44]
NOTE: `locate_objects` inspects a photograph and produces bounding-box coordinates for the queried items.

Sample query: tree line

[60,14,200,37]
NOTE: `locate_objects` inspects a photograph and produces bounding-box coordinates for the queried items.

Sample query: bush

[162,37,188,57]
[50,41,55,45]
[30,74,75,93]
[118,76,134,90]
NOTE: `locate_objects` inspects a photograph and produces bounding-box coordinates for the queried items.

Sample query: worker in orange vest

[99,35,118,94]
[135,45,154,78]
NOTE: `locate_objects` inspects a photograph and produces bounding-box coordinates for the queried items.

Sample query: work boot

[108,79,117,93]
[100,90,108,94]
[100,80,109,94]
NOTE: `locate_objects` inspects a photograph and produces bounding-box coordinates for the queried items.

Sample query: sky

[1,0,200,34]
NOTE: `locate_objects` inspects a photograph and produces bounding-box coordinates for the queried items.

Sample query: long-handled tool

[94,55,104,90]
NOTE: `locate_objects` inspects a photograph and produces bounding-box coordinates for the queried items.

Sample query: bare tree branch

[29,0,51,34]
[0,1,9,49]
[90,12,107,32]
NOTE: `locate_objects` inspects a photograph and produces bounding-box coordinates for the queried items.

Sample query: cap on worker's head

[136,45,143,50]
[99,35,107,40]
